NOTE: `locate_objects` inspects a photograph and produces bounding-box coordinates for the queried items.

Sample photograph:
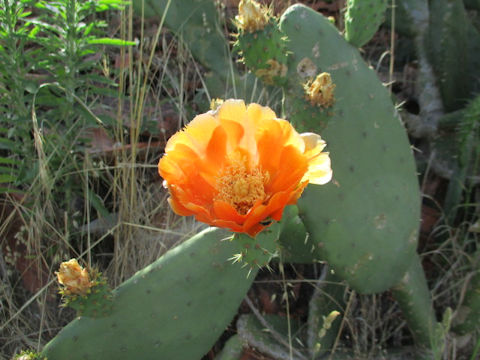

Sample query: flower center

[215,156,267,215]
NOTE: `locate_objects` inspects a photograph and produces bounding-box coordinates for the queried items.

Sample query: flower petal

[305,152,332,185]
[266,145,308,194]
[168,196,195,217]
[160,144,216,202]
[165,113,219,155]
[213,200,246,224]
[211,219,244,233]
[246,102,277,128]
[217,99,247,123]
[221,119,245,153]
[300,132,326,156]
[206,125,228,167]
[242,190,292,232]
[299,132,332,185]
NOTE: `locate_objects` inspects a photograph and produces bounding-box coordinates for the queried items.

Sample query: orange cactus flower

[158,99,332,236]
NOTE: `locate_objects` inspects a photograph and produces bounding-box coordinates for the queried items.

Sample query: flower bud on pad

[56,259,112,318]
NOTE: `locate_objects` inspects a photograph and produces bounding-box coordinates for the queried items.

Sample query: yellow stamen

[215,155,267,215]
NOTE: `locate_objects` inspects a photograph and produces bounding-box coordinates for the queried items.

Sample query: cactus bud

[17,355,33,360]
[56,259,93,296]
[56,259,113,317]
[236,0,270,33]
[304,72,336,108]
[13,351,46,360]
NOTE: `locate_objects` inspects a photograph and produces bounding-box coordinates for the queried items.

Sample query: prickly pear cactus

[390,254,443,351]
[133,0,232,80]
[132,0,247,100]
[344,0,389,48]
[279,5,420,294]
[214,334,244,360]
[132,0,273,102]
[425,0,474,112]
[234,0,288,86]
[41,228,262,360]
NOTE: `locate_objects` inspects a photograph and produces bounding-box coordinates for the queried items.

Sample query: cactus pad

[231,222,281,271]
[61,272,113,318]
[344,0,389,48]
[280,5,420,294]
[235,22,288,86]
[42,228,258,360]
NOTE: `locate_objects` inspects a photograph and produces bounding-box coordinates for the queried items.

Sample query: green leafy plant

[0,0,132,196]
[0,0,38,191]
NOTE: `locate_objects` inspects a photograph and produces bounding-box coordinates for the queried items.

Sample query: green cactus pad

[279,5,421,294]
[282,21,340,133]
[135,0,232,78]
[61,273,113,318]
[278,205,321,264]
[391,254,443,353]
[344,0,388,48]
[237,313,305,358]
[426,0,480,111]
[42,228,258,360]
[214,335,245,360]
[235,22,288,86]
[286,92,335,133]
[132,0,253,100]
[231,222,281,271]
